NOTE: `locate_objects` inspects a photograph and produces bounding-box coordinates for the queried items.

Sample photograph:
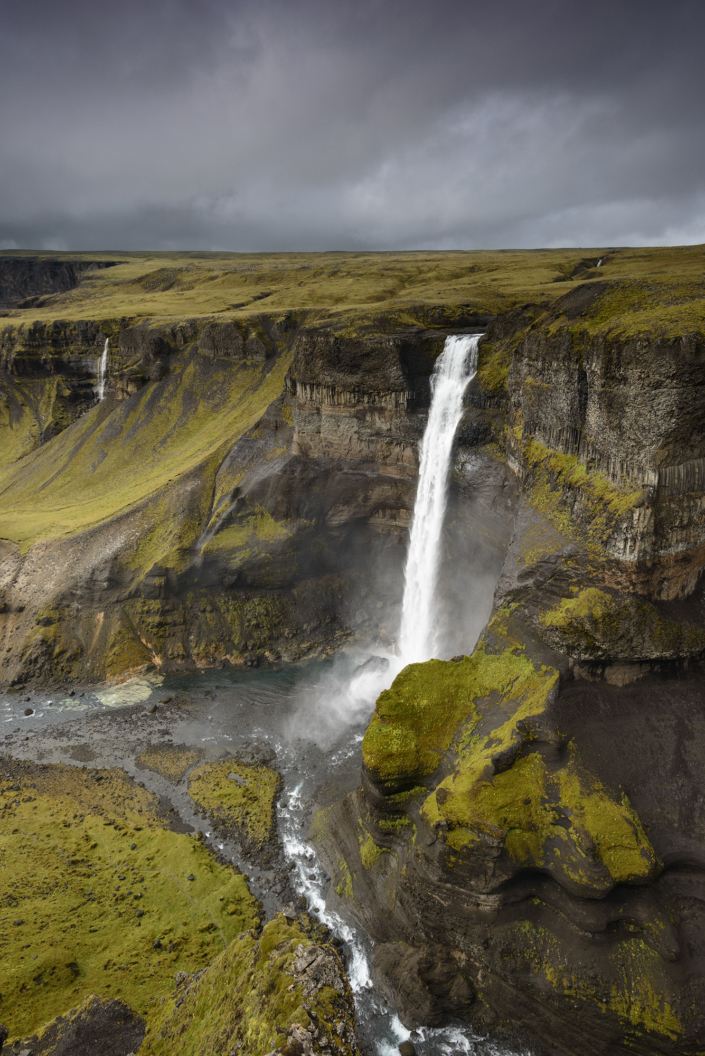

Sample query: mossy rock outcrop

[188,758,281,864]
[142,915,359,1056]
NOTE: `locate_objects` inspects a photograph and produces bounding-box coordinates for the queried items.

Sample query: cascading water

[398,333,480,664]
[273,333,504,1055]
[96,337,109,400]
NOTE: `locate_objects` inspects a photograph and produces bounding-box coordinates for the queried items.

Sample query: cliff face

[0,257,118,309]
[4,251,705,1054]
[0,312,508,686]
[314,290,705,1056]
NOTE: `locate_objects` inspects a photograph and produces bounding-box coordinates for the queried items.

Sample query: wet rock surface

[0,674,366,1055]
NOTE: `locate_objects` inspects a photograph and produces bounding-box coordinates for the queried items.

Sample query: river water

[1,659,525,1056]
[1,333,527,1053]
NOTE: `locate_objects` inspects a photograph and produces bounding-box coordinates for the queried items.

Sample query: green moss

[19,605,84,679]
[0,376,76,467]
[0,763,258,1042]
[0,348,293,555]
[572,273,705,340]
[140,914,357,1056]
[334,860,354,901]
[376,816,411,832]
[358,831,387,870]
[476,340,511,394]
[3,245,705,342]
[506,920,681,1042]
[540,587,705,660]
[201,507,292,556]
[105,625,153,677]
[188,760,280,850]
[522,439,645,553]
[389,639,660,897]
[362,649,554,788]
[137,745,205,783]
[431,751,656,893]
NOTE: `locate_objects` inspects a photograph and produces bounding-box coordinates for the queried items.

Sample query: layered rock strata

[314,290,705,1055]
[0,314,507,686]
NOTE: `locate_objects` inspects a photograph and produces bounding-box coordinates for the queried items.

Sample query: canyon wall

[314,286,705,1056]
[3,265,705,1055]
[0,312,506,687]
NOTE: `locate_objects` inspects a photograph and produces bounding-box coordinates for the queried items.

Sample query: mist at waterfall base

[278,333,525,1052]
[4,333,521,1055]
[286,333,494,752]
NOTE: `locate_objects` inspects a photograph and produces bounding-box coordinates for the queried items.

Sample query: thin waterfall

[96,338,109,400]
[397,334,480,664]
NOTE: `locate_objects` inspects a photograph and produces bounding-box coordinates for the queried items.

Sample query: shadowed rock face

[12,995,145,1056]
[313,296,705,1056]
[0,313,507,687]
[0,258,118,309]
[3,262,705,1053]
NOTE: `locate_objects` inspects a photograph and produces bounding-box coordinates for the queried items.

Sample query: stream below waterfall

[1,660,526,1056]
[1,333,528,1053]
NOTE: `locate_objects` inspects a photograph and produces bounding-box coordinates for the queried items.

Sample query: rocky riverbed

[0,661,530,1056]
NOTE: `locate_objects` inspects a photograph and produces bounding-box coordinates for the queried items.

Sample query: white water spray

[96,338,109,400]
[398,334,480,664]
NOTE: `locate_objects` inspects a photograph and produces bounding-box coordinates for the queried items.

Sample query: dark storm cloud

[2,0,705,250]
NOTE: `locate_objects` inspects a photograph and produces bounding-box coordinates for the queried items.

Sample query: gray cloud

[2,0,704,250]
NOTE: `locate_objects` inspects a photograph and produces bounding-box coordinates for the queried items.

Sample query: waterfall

[397,334,480,664]
[96,338,109,400]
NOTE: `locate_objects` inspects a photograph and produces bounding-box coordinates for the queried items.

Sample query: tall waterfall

[397,334,480,664]
[96,338,109,400]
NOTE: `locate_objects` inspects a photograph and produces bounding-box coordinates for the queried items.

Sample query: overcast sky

[2,0,704,251]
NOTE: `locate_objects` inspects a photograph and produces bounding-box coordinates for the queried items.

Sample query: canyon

[1,248,704,1056]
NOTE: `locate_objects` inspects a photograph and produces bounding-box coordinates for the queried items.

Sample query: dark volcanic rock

[0,258,118,309]
[313,306,705,1056]
[370,942,475,1029]
[12,994,145,1056]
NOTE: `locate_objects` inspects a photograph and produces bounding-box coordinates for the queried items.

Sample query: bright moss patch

[200,507,292,556]
[476,340,511,395]
[105,625,153,678]
[0,348,292,555]
[522,439,645,553]
[141,915,357,1056]
[428,751,657,896]
[188,760,280,850]
[358,830,387,870]
[334,859,354,901]
[540,587,705,661]
[569,273,705,340]
[362,650,555,789]
[137,744,205,784]
[0,376,76,467]
[0,762,258,1042]
[404,646,658,896]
